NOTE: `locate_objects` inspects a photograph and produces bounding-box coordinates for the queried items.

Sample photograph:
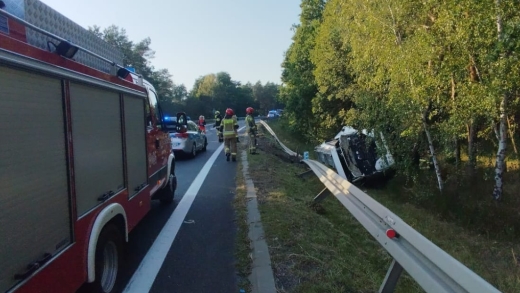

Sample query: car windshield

[163,116,177,132]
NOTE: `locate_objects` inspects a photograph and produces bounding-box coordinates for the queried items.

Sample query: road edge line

[240,150,277,293]
[122,143,225,293]
[123,125,247,293]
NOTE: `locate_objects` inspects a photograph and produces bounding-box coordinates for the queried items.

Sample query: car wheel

[202,138,207,152]
[190,143,197,158]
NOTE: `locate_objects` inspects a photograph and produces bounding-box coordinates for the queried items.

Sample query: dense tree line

[89,25,282,119]
[281,0,520,201]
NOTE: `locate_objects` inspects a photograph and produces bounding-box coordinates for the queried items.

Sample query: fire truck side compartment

[0,65,72,293]
[69,82,124,216]
[123,95,148,198]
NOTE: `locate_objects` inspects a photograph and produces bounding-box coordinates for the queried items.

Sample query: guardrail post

[313,187,332,203]
[379,259,403,293]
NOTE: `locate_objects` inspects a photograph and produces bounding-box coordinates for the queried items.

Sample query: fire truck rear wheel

[89,224,124,293]
[159,172,175,204]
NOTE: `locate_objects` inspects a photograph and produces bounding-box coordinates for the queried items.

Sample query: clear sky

[39,0,301,89]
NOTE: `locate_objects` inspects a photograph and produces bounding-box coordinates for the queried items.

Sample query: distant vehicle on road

[165,118,208,158]
[267,110,279,119]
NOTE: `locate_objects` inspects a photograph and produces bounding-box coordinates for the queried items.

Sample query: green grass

[262,119,318,160]
[234,142,252,292]
[240,123,520,293]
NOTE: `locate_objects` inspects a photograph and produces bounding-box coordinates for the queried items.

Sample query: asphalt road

[115,121,248,293]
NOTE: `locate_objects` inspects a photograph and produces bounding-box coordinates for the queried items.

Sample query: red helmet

[225,108,234,116]
[246,107,254,114]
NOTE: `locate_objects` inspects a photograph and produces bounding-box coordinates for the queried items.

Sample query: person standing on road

[232,113,239,142]
[214,110,223,142]
[245,107,257,154]
[219,108,239,161]
[198,115,206,133]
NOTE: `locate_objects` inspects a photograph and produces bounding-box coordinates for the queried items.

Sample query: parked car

[164,117,207,158]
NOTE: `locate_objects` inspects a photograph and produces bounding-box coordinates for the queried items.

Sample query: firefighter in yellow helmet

[245,107,257,154]
[214,110,223,142]
[219,108,239,161]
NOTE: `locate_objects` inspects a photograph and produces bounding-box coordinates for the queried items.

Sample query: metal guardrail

[257,120,501,293]
[259,121,299,157]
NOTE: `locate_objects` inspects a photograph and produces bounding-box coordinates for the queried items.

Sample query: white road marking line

[123,126,246,293]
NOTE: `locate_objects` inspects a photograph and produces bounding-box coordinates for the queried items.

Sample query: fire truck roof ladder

[0,7,142,82]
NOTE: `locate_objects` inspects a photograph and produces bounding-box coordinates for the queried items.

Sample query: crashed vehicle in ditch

[315,126,395,183]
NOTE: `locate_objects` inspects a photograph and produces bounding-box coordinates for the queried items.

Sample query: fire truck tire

[88,224,124,293]
[158,173,175,204]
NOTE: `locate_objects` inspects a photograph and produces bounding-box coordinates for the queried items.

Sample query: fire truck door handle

[98,191,114,202]
[134,182,147,191]
[14,253,52,280]
[155,138,160,149]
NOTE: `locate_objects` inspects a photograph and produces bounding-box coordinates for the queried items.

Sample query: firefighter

[214,110,223,142]
[198,115,206,133]
[232,114,239,142]
[245,107,257,154]
[219,108,239,161]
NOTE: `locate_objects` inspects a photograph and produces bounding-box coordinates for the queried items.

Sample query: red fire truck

[0,1,181,292]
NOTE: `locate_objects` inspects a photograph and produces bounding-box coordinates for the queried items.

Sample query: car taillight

[175,132,189,139]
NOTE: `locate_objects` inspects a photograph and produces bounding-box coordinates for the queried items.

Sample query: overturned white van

[315,126,395,183]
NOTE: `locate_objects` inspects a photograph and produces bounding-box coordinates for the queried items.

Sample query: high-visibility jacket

[214,114,222,127]
[246,114,256,133]
[232,115,238,129]
[221,117,236,138]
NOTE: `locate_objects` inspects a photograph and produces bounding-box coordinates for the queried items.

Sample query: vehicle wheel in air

[202,138,207,152]
[86,224,124,293]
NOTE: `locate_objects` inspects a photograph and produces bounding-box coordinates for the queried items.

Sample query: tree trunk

[451,75,460,166]
[468,120,478,169]
[493,97,508,200]
[493,0,507,201]
[507,116,518,155]
[423,116,443,192]
[454,138,461,166]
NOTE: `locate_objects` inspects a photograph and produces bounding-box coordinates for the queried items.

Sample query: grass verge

[244,121,520,293]
[235,140,252,292]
